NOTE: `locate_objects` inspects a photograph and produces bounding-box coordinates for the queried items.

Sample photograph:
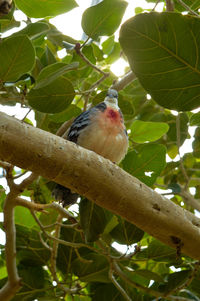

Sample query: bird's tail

[52,184,79,207]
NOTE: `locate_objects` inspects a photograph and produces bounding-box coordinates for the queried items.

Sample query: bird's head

[104,89,119,109]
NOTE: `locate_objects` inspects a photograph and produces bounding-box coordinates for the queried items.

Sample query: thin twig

[21,108,32,122]
[112,261,163,298]
[175,0,199,16]
[75,43,109,76]
[43,222,78,230]
[80,36,91,49]
[13,170,29,180]
[50,214,62,283]
[176,114,190,189]
[15,197,77,223]
[152,0,161,11]
[56,118,75,137]
[109,265,132,301]
[38,231,52,251]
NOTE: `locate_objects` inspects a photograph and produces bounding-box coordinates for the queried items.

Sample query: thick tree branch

[1,112,200,260]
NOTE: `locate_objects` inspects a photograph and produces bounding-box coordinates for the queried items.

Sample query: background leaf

[81,0,128,39]
[0,35,35,82]
[119,12,200,111]
[79,199,107,242]
[122,144,166,186]
[27,77,75,113]
[15,0,77,18]
[131,120,169,143]
[35,62,79,89]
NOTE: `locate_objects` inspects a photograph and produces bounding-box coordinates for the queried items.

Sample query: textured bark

[1,112,200,260]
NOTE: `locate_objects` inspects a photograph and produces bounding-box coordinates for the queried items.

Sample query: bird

[52,88,129,206]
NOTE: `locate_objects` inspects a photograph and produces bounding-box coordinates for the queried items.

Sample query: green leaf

[18,265,45,289]
[72,253,110,283]
[0,35,35,82]
[122,144,166,186]
[81,0,128,39]
[16,225,51,265]
[79,199,107,242]
[110,218,144,245]
[131,120,169,143]
[167,113,188,146]
[27,77,75,113]
[91,283,124,301]
[134,269,164,282]
[190,112,200,126]
[0,266,7,280]
[12,22,50,39]
[137,239,177,261]
[102,35,115,54]
[35,62,79,89]
[15,207,38,229]
[49,104,82,123]
[158,270,191,293]
[15,0,77,18]
[119,12,200,111]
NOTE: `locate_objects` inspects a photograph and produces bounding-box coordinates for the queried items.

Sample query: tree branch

[1,112,200,260]
[111,70,136,91]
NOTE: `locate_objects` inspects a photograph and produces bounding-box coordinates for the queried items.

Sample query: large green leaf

[16,225,51,266]
[119,12,200,111]
[131,120,169,143]
[15,207,38,229]
[72,253,110,283]
[15,0,77,18]
[81,0,128,39]
[110,217,144,245]
[190,112,200,126]
[122,144,166,186]
[79,199,107,242]
[12,22,50,39]
[0,35,35,82]
[136,239,177,261]
[49,104,82,123]
[91,283,124,301]
[27,77,75,113]
[35,62,79,89]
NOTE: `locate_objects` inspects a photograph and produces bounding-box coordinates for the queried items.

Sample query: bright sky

[0,0,198,249]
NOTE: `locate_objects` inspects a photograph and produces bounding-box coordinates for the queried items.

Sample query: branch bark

[1,112,200,260]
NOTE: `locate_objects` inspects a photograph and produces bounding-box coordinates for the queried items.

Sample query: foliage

[0,0,200,300]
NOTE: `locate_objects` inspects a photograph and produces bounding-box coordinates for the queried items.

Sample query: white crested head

[104,89,119,109]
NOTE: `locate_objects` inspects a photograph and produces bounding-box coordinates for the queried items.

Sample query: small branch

[80,36,91,49]
[13,170,29,180]
[176,114,190,189]
[0,160,11,170]
[50,214,62,283]
[179,188,200,212]
[175,0,199,16]
[38,231,52,251]
[0,171,38,301]
[152,0,161,11]
[43,221,78,230]
[75,43,109,76]
[109,266,132,301]
[166,0,174,11]
[21,108,32,122]
[112,261,162,298]
[111,70,136,91]
[15,197,77,223]
[56,118,75,137]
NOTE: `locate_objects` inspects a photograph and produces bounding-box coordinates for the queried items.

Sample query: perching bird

[52,89,128,206]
